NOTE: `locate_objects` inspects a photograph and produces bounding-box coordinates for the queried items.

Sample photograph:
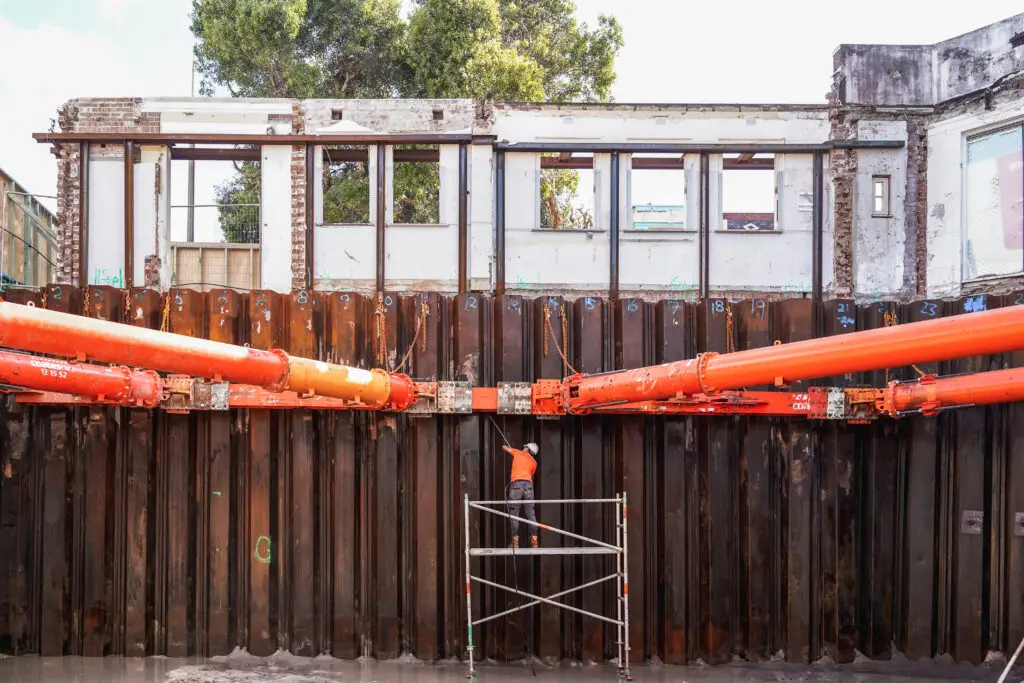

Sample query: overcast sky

[1,0,1021,221]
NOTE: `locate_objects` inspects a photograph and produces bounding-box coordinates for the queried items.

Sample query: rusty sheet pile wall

[0,285,1023,665]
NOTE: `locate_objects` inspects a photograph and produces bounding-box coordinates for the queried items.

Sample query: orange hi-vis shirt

[504,445,537,483]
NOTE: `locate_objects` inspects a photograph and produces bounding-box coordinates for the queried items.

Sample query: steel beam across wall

[812,151,824,304]
[496,141,905,153]
[36,132,473,145]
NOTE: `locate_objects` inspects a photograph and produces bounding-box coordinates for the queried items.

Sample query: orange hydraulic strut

[0,300,417,410]
[0,349,162,406]
[879,367,1024,417]
[564,305,1024,412]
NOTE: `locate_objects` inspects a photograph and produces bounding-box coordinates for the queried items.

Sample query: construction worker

[503,442,539,549]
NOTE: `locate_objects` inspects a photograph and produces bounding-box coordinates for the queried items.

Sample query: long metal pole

[186,154,196,242]
[609,152,620,299]
[376,145,386,293]
[567,305,1024,410]
[811,152,824,302]
[0,348,161,405]
[464,494,474,678]
[621,491,631,680]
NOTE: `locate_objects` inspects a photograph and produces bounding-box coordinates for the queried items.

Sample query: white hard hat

[524,443,539,456]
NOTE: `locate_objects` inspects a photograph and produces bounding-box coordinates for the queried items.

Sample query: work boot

[530,536,539,549]
[508,536,519,549]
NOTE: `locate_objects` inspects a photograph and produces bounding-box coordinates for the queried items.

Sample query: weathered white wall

[87,158,126,287]
[853,121,908,298]
[926,96,1024,298]
[492,106,831,145]
[469,145,493,290]
[261,146,292,293]
[138,146,171,288]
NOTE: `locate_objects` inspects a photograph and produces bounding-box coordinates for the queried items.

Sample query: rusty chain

[543,307,551,356]
[725,300,736,354]
[541,303,578,376]
[160,291,171,332]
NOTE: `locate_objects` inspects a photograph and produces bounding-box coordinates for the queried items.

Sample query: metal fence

[171,203,261,245]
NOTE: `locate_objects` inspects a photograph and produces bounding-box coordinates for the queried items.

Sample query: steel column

[79,142,90,287]
[698,152,710,300]
[458,143,469,293]
[123,140,134,288]
[376,145,386,292]
[305,143,315,290]
[495,150,506,296]
[610,152,620,299]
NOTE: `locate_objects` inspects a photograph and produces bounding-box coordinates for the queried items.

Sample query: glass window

[965,125,1023,279]
[872,176,890,216]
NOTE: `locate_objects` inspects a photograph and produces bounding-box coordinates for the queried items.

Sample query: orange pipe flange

[881,367,1024,417]
[0,349,162,406]
[568,305,1024,410]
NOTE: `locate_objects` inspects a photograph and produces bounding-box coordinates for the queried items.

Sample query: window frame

[961,121,1024,283]
[871,175,891,218]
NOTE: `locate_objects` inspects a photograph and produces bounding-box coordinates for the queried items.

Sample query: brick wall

[54,98,160,286]
[290,102,307,289]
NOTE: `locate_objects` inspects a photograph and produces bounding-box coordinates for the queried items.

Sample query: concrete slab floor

[0,652,1015,683]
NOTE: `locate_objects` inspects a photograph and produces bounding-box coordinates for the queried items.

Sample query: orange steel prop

[880,367,1024,417]
[565,305,1024,412]
[0,300,417,410]
[0,349,161,406]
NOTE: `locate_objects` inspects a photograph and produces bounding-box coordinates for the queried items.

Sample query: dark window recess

[331,109,344,121]
[432,109,444,121]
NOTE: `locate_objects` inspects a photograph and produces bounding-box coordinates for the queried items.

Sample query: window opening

[722,153,776,231]
[630,153,686,230]
[324,146,370,224]
[393,144,440,224]
[539,152,594,230]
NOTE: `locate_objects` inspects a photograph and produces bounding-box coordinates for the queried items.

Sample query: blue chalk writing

[340,293,350,310]
[584,297,596,311]
[1016,293,1024,306]
[174,294,184,308]
[712,300,725,314]
[627,298,639,313]
[920,302,937,317]
[384,295,394,307]
[464,296,477,311]
[838,316,855,328]
[963,295,986,313]
[668,300,680,315]
[837,303,849,314]
[507,298,520,312]
[296,290,309,305]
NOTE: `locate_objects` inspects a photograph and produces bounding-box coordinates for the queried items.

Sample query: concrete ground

[0,651,1014,683]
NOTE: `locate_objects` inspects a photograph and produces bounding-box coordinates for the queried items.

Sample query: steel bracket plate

[809,387,846,419]
[497,382,533,415]
[162,377,229,412]
[961,509,983,535]
[437,382,473,414]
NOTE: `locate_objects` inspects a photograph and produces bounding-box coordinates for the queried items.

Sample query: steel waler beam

[0,301,417,410]
[556,305,1024,414]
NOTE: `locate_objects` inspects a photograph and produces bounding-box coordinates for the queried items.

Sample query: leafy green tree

[213,161,262,242]
[191,0,623,237]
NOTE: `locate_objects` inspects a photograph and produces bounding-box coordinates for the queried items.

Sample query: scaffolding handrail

[469,500,621,551]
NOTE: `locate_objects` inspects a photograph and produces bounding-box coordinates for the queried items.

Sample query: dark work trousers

[508,479,537,537]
